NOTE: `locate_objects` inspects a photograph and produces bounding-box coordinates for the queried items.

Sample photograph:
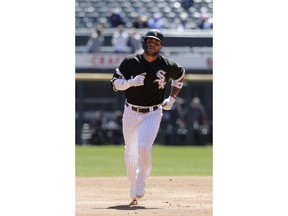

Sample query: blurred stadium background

[75,0,213,146]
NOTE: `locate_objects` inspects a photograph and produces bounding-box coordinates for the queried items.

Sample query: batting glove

[162,96,176,110]
[128,73,146,87]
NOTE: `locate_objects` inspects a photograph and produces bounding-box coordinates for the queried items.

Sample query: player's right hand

[128,73,146,87]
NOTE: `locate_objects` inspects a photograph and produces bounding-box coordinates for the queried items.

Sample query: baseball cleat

[129,199,138,206]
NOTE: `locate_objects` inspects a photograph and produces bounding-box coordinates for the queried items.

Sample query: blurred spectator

[112,110,124,144]
[184,97,209,145]
[171,13,189,32]
[90,110,105,145]
[85,25,104,53]
[133,15,148,29]
[128,28,143,54]
[147,12,166,29]
[181,0,194,10]
[196,12,213,30]
[102,110,123,145]
[166,97,185,145]
[108,8,127,28]
[81,123,92,145]
[111,25,130,53]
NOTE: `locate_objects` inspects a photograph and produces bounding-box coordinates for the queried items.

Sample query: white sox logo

[151,30,158,36]
[153,70,166,89]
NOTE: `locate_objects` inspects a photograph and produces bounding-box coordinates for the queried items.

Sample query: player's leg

[122,107,140,199]
[136,109,163,198]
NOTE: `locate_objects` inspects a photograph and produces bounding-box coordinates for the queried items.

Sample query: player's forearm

[111,72,146,91]
[170,78,184,98]
[170,87,181,99]
[111,78,131,91]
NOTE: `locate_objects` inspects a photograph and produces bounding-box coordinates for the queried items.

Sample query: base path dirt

[76,176,212,216]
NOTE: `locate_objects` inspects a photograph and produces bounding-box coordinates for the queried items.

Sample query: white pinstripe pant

[122,103,163,199]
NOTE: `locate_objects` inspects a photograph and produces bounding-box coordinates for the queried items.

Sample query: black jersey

[114,53,185,106]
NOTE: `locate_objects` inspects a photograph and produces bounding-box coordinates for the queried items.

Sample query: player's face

[145,38,162,56]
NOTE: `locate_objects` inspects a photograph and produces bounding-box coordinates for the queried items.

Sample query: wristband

[171,80,183,89]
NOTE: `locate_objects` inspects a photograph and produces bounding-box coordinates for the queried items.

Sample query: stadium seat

[75,0,213,30]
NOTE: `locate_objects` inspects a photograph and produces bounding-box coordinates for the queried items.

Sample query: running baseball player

[110,29,185,206]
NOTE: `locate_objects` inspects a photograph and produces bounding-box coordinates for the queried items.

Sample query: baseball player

[110,29,185,206]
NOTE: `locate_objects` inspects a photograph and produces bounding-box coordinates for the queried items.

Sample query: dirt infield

[76,176,212,216]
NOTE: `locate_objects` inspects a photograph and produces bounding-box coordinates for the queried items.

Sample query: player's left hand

[162,96,176,110]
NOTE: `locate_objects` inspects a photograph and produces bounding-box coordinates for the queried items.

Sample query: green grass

[76,145,212,177]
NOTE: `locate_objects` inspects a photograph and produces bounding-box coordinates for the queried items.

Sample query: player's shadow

[107,205,160,210]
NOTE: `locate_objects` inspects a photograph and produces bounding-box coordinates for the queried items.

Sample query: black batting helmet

[143,29,164,44]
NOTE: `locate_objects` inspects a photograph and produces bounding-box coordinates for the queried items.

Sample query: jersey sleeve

[170,63,185,81]
[110,57,131,91]
[116,58,131,80]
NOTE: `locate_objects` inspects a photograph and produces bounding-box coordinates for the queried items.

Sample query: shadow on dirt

[107,205,160,210]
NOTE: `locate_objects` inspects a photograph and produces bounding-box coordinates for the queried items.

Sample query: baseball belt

[125,102,159,113]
